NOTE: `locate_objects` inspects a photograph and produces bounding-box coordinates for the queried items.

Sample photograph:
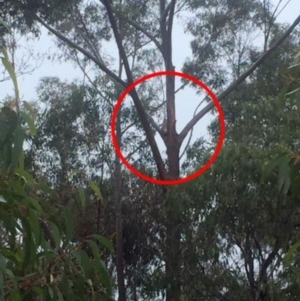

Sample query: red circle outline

[111,71,225,186]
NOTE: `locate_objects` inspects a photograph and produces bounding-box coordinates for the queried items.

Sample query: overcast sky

[0,0,299,169]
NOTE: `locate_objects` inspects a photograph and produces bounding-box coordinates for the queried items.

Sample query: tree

[261,47,300,300]
[1,1,300,301]
[176,33,300,301]
[0,46,115,301]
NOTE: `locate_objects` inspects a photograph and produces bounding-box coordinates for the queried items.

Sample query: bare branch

[179,95,207,160]
[113,10,163,53]
[167,0,176,38]
[32,6,167,178]
[274,0,292,20]
[73,51,114,108]
[121,100,164,136]
[161,0,173,24]
[125,138,149,161]
[178,13,300,145]
[71,6,105,63]
[32,13,126,88]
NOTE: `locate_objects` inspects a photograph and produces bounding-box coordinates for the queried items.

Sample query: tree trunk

[164,61,181,301]
[115,113,126,301]
[165,203,181,301]
[165,146,181,301]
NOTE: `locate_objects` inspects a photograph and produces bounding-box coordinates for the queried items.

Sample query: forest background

[1,1,300,301]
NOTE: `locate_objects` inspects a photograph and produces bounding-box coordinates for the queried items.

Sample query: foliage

[261,48,300,299]
[2,1,300,301]
[0,45,114,301]
[0,0,81,35]
[262,48,300,193]
[177,35,300,301]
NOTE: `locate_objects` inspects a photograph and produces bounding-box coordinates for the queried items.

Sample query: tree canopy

[1,1,300,301]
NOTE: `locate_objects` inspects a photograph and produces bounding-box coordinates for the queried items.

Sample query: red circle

[111,71,225,186]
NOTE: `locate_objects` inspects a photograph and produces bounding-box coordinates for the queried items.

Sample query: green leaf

[282,176,291,195]
[73,249,92,279]
[56,288,64,301]
[87,240,106,290]
[5,269,18,291]
[286,87,300,95]
[63,208,74,245]
[0,254,6,272]
[37,180,53,194]
[32,287,45,299]
[9,125,25,173]
[284,241,300,263]
[20,111,36,136]
[23,101,35,120]
[0,272,4,301]
[62,274,73,301]
[48,287,54,299]
[294,88,300,113]
[48,221,61,249]
[288,63,300,69]
[87,240,100,262]
[10,291,21,301]
[16,168,36,185]
[97,259,112,296]
[88,180,104,204]
[261,153,288,182]
[28,209,42,246]
[0,17,10,33]
[278,155,290,193]
[19,150,24,169]
[294,50,300,59]
[27,196,43,212]
[277,86,288,109]
[21,218,36,270]
[0,52,19,101]
[77,186,86,209]
[67,169,80,181]
[90,234,114,252]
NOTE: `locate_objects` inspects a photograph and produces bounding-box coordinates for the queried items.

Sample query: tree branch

[113,9,163,53]
[32,6,167,179]
[167,0,176,38]
[179,95,207,160]
[32,13,125,88]
[101,0,167,180]
[161,0,173,24]
[178,13,300,145]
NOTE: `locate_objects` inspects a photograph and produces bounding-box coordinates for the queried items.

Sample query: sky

[0,0,299,170]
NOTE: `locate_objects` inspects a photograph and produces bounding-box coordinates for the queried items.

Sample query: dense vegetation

[0,1,300,301]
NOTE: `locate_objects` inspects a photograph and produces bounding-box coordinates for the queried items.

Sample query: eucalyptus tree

[259,47,300,301]
[0,40,116,301]
[177,30,300,301]
[1,1,300,301]
[24,75,160,300]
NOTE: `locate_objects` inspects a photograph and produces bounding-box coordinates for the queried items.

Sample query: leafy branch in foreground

[262,48,300,279]
[0,42,115,301]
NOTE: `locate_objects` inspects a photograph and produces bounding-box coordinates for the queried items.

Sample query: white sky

[0,0,299,170]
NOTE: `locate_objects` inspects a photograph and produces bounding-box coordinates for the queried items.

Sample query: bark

[160,1,182,300]
[114,91,126,301]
